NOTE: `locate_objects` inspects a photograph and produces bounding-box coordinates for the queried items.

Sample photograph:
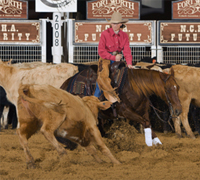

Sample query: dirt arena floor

[1,121,200,180]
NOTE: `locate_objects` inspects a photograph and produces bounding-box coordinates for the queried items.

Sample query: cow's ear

[170,67,174,76]
[7,59,13,65]
[97,101,112,110]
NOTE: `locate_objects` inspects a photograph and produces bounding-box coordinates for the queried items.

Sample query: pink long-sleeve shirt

[98,28,132,65]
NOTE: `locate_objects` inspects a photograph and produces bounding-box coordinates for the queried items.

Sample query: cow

[169,65,200,138]
[17,84,120,169]
[0,86,17,129]
[0,59,78,128]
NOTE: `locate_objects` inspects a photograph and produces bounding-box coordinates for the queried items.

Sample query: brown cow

[0,59,78,128]
[17,84,120,168]
[170,65,200,139]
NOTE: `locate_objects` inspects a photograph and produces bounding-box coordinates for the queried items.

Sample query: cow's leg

[3,106,10,129]
[174,92,195,139]
[85,143,103,163]
[40,121,67,156]
[16,122,38,169]
[1,105,9,129]
[172,116,182,138]
[191,106,200,134]
[180,102,195,139]
[91,127,120,164]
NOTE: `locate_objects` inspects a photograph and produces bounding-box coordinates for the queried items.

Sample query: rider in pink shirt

[94,12,134,103]
[98,26,132,66]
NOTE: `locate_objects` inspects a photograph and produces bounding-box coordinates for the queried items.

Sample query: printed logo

[41,0,74,8]
[0,0,23,14]
[177,0,200,15]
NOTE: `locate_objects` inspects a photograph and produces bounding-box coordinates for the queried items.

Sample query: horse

[60,62,182,146]
[135,59,200,139]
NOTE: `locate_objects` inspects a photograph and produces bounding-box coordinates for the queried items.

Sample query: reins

[133,71,175,130]
[147,96,174,130]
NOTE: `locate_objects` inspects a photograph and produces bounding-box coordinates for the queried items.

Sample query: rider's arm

[122,33,132,66]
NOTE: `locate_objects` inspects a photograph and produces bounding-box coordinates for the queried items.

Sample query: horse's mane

[128,69,165,98]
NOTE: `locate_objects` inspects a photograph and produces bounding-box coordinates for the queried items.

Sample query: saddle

[67,62,127,98]
[66,65,97,97]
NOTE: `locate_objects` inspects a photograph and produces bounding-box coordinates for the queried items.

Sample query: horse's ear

[159,72,166,82]
[170,67,174,76]
[133,61,137,65]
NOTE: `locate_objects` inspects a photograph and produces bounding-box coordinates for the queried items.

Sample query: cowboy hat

[106,12,128,24]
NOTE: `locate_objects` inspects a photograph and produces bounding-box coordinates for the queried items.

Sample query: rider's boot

[97,58,120,103]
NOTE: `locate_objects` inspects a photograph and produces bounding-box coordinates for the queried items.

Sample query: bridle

[148,73,178,130]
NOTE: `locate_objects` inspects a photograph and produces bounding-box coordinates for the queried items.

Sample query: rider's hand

[115,54,122,62]
[128,64,135,69]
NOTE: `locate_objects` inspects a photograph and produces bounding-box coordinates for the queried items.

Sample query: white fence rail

[0,19,47,63]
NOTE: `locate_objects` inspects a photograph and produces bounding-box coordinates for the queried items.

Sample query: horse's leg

[118,105,154,146]
[163,111,171,133]
[142,105,162,146]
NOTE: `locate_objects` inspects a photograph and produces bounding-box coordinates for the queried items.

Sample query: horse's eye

[174,85,177,89]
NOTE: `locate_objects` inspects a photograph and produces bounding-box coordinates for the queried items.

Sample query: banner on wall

[0,21,41,44]
[74,21,154,45]
[0,0,28,19]
[158,21,200,45]
[35,0,77,12]
[172,0,200,19]
[87,0,140,20]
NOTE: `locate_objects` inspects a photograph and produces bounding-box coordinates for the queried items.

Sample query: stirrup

[111,103,118,118]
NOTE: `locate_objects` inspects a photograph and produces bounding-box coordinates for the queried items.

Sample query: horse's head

[159,68,182,117]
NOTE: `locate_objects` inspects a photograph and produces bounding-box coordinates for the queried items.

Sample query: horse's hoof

[152,137,162,146]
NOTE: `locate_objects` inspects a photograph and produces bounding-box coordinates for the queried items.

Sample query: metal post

[157,45,163,63]
[157,21,163,63]
[67,19,74,63]
[40,19,47,63]
[151,20,157,58]
[52,12,63,64]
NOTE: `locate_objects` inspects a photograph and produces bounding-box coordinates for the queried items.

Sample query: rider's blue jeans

[94,60,115,98]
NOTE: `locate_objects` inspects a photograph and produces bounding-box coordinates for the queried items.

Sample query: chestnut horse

[136,61,200,139]
[61,62,182,146]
